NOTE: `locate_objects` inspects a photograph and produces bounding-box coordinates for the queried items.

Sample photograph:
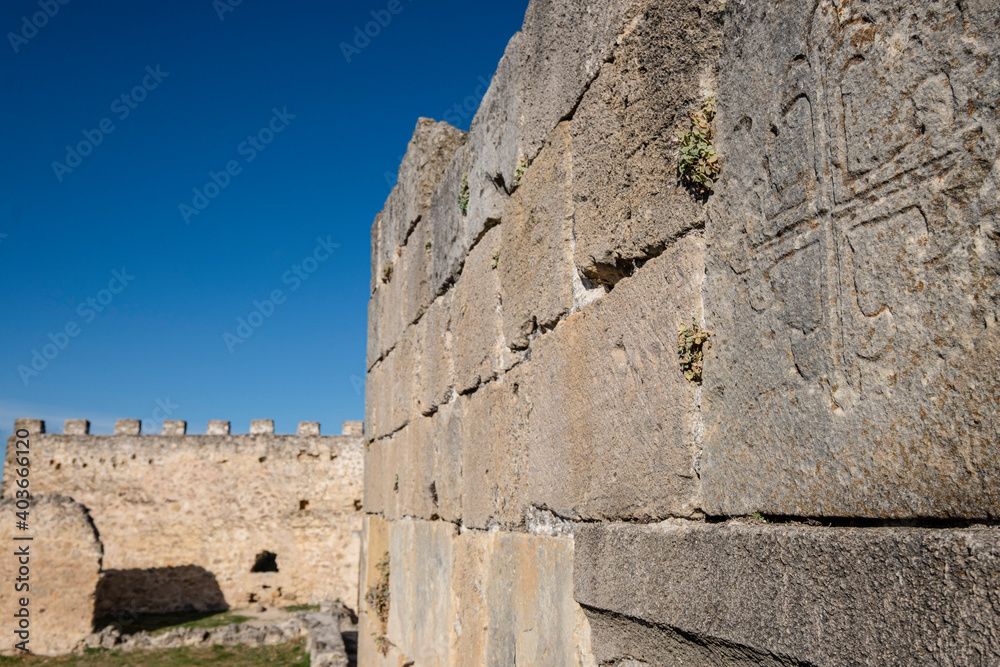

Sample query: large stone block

[461,235,706,528]
[466,33,522,249]
[368,218,434,370]
[518,0,637,161]
[0,495,102,656]
[702,0,1000,518]
[571,0,723,285]
[358,516,405,667]
[386,519,457,665]
[373,118,467,293]
[459,375,532,529]
[414,291,455,418]
[366,332,416,440]
[360,517,594,666]
[483,532,594,667]
[428,143,475,296]
[367,401,463,525]
[575,520,1000,666]
[452,224,504,394]
[521,235,705,521]
[500,122,576,350]
[363,436,398,520]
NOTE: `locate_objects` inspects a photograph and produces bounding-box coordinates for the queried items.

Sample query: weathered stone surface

[428,143,475,296]
[518,0,636,161]
[373,118,468,293]
[500,122,576,350]
[414,291,455,418]
[298,421,320,435]
[575,521,1000,666]
[341,420,364,436]
[387,519,456,665]
[364,400,463,525]
[362,517,594,666]
[459,236,704,528]
[114,418,140,435]
[452,224,504,394]
[483,532,594,667]
[367,217,434,370]
[250,419,274,435]
[207,419,230,435]
[0,495,102,656]
[583,607,800,667]
[459,375,532,529]
[465,33,522,250]
[3,429,364,615]
[702,0,1000,518]
[366,332,416,439]
[571,0,723,285]
[521,235,705,521]
[64,419,90,434]
[357,516,402,667]
[161,419,186,435]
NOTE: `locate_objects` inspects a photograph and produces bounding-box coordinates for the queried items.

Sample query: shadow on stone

[93,565,229,633]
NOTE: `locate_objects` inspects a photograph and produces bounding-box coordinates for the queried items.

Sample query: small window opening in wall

[299,500,309,511]
[251,551,279,573]
[248,593,258,603]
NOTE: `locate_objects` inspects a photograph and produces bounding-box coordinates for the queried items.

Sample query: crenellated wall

[361,0,1000,665]
[2,418,365,617]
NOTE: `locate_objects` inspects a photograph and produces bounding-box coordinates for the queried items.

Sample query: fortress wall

[0,495,102,656]
[361,0,1000,664]
[2,419,364,616]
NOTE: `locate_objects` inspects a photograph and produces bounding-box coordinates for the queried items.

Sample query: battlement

[13,418,364,437]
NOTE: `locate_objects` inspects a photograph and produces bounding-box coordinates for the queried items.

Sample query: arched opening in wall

[93,565,229,634]
[251,550,279,573]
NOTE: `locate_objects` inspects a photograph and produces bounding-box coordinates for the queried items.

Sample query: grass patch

[0,639,308,666]
[282,604,320,613]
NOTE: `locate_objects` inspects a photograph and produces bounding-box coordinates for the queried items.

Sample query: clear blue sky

[0,0,528,441]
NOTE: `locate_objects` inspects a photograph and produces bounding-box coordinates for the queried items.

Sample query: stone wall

[362,0,999,665]
[2,418,365,616]
[0,495,103,656]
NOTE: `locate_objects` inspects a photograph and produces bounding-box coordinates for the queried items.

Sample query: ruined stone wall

[362,0,1000,664]
[0,495,102,656]
[2,418,364,616]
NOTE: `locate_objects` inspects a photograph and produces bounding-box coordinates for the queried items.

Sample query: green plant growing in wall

[677,319,712,383]
[491,251,499,270]
[458,173,470,216]
[677,95,720,195]
[365,551,391,655]
[512,155,529,189]
[382,263,393,284]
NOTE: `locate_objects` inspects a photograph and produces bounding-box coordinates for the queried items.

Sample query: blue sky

[0,0,528,442]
